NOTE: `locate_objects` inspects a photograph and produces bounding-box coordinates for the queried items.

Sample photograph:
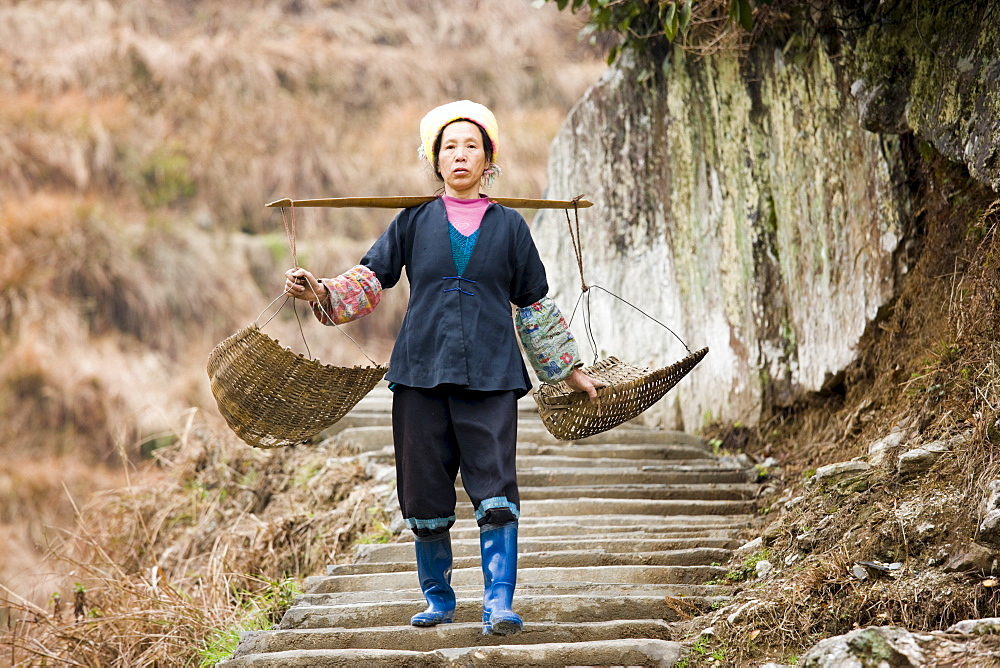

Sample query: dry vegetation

[0,0,602,236]
[2,414,393,666]
[690,150,1000,664]
[0,0,606,660]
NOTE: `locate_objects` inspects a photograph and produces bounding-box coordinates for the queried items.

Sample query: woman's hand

[284,267,329,302]
[564,368,606,400]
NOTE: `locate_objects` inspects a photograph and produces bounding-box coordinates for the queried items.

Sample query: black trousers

[392,385,520,537]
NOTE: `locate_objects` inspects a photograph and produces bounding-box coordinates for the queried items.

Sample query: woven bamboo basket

[207,323,388,448]
[533,347,708,441]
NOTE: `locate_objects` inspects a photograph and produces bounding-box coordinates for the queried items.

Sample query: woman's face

[437,121,488,199]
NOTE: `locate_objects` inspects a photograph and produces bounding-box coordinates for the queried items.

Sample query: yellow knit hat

[418,100,500,166]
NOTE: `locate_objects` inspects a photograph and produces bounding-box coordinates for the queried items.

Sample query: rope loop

[258,204,381,367]
[564,196,588,293]
[561,195,693,360]
[281,203,298,269]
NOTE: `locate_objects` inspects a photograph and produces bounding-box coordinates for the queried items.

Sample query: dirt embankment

[695,146,1000,664]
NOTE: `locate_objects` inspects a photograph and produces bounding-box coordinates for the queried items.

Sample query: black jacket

[362,198,548,395]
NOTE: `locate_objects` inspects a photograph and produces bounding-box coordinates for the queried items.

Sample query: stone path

[221,386,758,667]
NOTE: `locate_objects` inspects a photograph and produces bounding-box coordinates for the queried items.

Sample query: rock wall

[534,41,906,429]
[853,3,1000,189]
[533,2,999,431]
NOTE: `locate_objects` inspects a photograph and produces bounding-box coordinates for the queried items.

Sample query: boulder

[946,618,1000,636]
[867,428,910,467]
[977,480,1000,548]
[808,461,872,486]
[981,480,1000,516]
[735,536,763,557]
[801,626,930,666]
[755,559,774,579]
[979,509,1000,549]
[943,543,998,576]
[896,441,950,476]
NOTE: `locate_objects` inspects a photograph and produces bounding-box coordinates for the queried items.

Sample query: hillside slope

[0,0,605,619]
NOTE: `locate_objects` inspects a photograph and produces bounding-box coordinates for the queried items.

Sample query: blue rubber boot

[480,522,523,635]
[410,532,456,627]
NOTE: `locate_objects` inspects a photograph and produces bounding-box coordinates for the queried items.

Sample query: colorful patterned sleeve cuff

[515,296,582,384]
[311,265,382,326]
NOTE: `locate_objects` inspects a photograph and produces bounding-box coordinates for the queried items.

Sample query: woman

[284,100,602,636]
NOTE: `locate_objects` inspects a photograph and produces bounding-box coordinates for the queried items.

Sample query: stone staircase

[221,385,759,667]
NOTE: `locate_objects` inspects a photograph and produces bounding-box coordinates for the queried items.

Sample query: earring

[482,164,502,188]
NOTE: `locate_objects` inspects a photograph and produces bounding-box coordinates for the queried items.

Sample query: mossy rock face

[536,42,908,430]
[534,2,1000,430]
[854,1,1000,190]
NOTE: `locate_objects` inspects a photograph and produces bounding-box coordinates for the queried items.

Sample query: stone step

[516,466,753,486]
[447,515,753,539]
[326,546,732,575]
[454,498,753,520]
[331,424,710,451]
[333,436,719,468]
[304,564,727,594]
[353,536,740,563]
[323,412,393,436]
[234,619,671,654]
[328,426,392,453]
[516,426,708,447]
[512,455,724,469]
[467,482,759,501]
[291,582,732,607]
[516,442,713,460]
[349,397,394,413]
[343,444,719,466]
[280,592,724,629]
[225,385,757,667]
[220,637,682,667]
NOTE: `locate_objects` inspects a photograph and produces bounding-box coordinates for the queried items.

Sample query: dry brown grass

[0,192,399,616]
[1,194,242,452]
[0,0,606,235]
[1,412,391,666]
[0,0,605,454]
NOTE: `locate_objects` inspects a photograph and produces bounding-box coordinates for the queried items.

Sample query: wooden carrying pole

[266,196,593,210]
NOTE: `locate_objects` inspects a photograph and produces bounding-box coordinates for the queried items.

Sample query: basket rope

[274,202,380,366]
[532,200,708,440]
[563,201,691,359]
[206,202,388,448]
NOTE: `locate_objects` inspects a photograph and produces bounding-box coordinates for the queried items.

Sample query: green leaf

[606,44,620,65]
[556,0,569,11]
[729,0,741,24]
[678,0,692,32]
[738,0,753,31]
[663,2,677,41]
